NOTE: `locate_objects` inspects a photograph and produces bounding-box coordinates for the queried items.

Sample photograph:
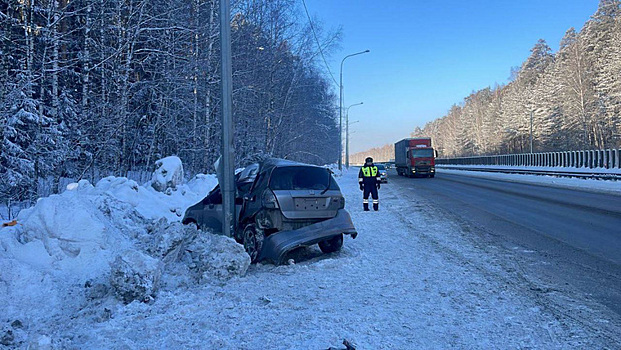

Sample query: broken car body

[183,159,357,264]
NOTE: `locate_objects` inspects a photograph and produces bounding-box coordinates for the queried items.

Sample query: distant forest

[353,0,621,163]
[1,0,340,203]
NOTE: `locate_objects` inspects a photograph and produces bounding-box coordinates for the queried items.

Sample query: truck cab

[394,137,436,178]
[407,147,435,177]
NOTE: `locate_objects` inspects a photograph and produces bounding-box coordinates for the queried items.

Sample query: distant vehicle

[376,163,388,183]
[394,138,436,178]
[182,158,358,264]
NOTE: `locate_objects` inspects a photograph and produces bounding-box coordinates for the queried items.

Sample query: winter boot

[363,201,370,211]
[373,200,379,211]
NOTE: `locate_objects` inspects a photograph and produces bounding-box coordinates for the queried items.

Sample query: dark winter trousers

[362,185,379,211]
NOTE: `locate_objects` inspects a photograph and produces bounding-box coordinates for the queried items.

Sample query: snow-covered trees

[411,2,621,157]
[0,0,340,207]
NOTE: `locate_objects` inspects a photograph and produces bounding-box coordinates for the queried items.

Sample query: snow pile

[0,157,250,345]
[95,172,216,221]
[110,250,163,304]
[184,233,250,283]
[151,156,184,193]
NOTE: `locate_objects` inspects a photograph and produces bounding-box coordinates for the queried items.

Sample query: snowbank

[0,158,250,346]
[438,168,621,194]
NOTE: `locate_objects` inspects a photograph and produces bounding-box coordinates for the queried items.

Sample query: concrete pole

[220,0,235,237]
[338,71,343,170]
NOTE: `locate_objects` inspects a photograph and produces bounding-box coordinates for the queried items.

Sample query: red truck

[394,138,436,178]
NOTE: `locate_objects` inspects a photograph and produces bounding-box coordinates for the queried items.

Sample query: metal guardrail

[436,166,621,180]
[437,148,621,169]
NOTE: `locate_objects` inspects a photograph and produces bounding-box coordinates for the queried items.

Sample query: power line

[300,0,339,86]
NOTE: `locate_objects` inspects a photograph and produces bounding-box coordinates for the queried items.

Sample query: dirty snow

[1,163,620,348]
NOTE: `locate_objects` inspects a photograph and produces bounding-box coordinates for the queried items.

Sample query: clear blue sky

[303,0,599,154]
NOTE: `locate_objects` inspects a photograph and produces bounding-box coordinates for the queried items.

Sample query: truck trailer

[394,138,436,177]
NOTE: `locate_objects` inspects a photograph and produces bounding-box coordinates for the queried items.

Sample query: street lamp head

[364,49,370,53]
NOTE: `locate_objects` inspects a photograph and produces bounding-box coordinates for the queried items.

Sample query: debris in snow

[343,339,357,350]
[110,250,163,304]
[287,258,295,265]
[184,233,250,283]
[151,156,184,193]
[327,339,357,350]
[2,220,17,227]
[1,320,27,348]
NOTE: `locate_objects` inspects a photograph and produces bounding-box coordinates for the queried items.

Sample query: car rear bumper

[258,209,358,264]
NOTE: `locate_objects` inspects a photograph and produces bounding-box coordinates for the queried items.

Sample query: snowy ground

[1,166,618,349]
[438,167,621,195]
[438,164,621,175]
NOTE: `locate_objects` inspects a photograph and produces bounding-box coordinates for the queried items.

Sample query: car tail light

[262,189,279,209]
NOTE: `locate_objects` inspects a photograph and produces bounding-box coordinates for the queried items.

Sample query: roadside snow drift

[0,158,251,348]
[2,160,619,349]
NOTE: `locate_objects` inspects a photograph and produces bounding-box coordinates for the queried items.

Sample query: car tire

[183,219,200,231]
[243,224,264,263]
[318,234,343,254]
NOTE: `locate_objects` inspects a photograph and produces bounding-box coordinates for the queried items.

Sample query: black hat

[365,157,373,163]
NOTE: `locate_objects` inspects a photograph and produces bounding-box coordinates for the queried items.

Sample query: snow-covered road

[47,169,618,349]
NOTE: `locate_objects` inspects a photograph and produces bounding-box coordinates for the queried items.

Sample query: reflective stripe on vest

[362,166,378,177]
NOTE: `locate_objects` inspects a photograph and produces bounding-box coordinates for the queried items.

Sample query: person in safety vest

[358,157,380,211]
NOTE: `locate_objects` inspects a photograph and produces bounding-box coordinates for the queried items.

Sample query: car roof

[259,158,326,172]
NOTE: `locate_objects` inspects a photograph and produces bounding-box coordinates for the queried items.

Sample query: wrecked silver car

[182,159,357,264]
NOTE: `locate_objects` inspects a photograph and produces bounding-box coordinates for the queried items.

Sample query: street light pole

[345,102,363,168]
[220,0,235,237]
[339,49,370,170]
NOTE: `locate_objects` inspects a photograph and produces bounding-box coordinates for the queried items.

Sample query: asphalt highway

[387,169,621,316]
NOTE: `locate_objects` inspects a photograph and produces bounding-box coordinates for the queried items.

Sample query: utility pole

[220,0,235,237]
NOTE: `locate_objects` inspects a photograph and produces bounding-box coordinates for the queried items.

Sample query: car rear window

[269,166,340,191]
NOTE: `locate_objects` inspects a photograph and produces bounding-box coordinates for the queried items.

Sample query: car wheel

[243,224,264,263]
[183,219,200,231]
[318,234,343,254]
